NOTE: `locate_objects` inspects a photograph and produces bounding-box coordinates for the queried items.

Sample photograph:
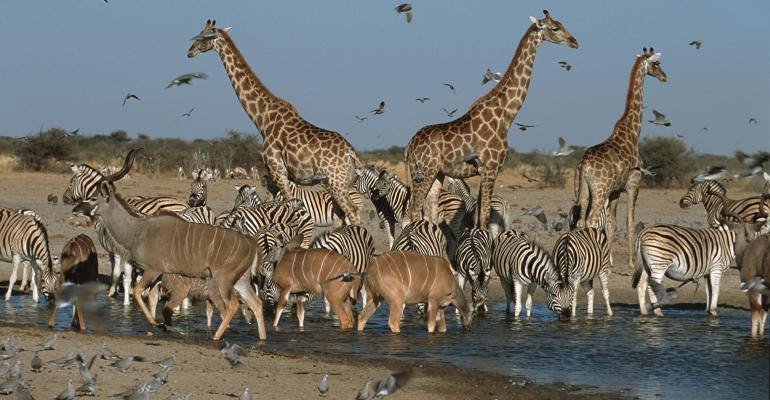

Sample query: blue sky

[0,1,767,155]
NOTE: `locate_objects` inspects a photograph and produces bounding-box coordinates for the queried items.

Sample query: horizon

[1,1,768,156]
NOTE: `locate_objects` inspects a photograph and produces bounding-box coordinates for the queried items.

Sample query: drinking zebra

[679,180,770,227]
[632,219,768,317]
[261,174,365,228]
[187,171,207,207]
[453,228,495,313]
[445,177,509,238]
[492,230,570,318]
[0,208,53,303]
[312,225,376,310]
[222,199,315,249]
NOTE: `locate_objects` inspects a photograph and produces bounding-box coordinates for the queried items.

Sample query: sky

[0,1,768,155]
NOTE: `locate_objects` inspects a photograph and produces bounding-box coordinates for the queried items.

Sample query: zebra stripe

[446,177,510,238]
[177,206,216,225]
[454,228,494,312]
[492,230,569,318]
[0,208,52,302]
[66,163,110,201]
[223,200,315,249]
[679,180,770,227]
[553,224,613,317]
[187,175,207,207]
[262,174,365,227]
[392,219,448,258]
[631,223,746,317]
[232,185,263,209]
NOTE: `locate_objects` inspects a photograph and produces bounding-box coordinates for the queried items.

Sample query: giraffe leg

[329,178,361,226]
[478,167,498,231]
[576,168,591,228]
[407,166,438,223]
[425,175,445,223]
[626,171,642,270]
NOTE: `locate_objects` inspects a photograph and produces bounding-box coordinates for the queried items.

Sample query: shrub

[639,136,696,187]
[13,128,72,171]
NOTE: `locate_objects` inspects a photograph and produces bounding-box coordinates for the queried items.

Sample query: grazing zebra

[187,172,207,207]
[223,199,315,249]
[232,184,264,210]
[261,174,365,228]
[445,177,510,238]
[0,208,53,303]
[552,224,613,318]
[679,180,770,227]
[453,228,495,313]
[312,225,376,310]
[492,230,570,318]
[355,167,466,247]
[632,221,767,317]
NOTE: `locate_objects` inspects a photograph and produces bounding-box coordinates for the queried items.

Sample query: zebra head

[40,257,60,302]
[372,170,393,200]
[353,167,378,197]
[679,181,724,209]
[233,185,263,210]
[187,174,207,207]
[546,280,573,321]
[66,149,141,202]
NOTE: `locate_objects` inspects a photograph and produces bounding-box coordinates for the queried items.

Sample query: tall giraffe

[405,10,578,230]
[187,20,364,225]
[573,48,667,268]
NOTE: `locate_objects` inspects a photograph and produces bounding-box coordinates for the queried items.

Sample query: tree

[14,128,72,171]
[639,136,696,187]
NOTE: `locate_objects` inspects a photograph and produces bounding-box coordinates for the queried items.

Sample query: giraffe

[404,10,578,231]
[187,20,364,225]
[573,47,667,268]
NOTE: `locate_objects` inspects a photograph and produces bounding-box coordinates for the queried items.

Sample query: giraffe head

[187,19,230,58]
[640,47,667,82]
[529,10,578,49]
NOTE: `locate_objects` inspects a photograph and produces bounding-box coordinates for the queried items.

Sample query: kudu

[358,250,473,333]
[92,177,276,341]
[272,240,360,330]
[45,234,99,331]
[733,194,770,337]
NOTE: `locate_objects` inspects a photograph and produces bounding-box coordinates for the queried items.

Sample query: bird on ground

[78,354,97,385]
[356,380,371,400]
[155,355,176,369]
[692,166,729,182]
[733,151,769,179]
[749,117,758,125]
[415,97,430,103]
[48,352,79,368]
[443,83,456,94]
[152,366,172,384]
[522,172,539,183]
[317,373,329,396]
[30,354,41,373]
[558,61,572,71]
[442,108,458,117]
[481,68,502,85]
[552,137,574,157]
[111,383,150,400]
[122,93,140,107]
[55,378,75,400]
[0,377,18,395]
[688,40,702,49]
[374,371,412,397]
[40,333,59,350]
[165,72,208,89]
[648,110,671,126]
[220,341,247,369]
[100,343,120,360]
[181,108,195,118]
[370,101,386,115]
[515,122,536,131]
[394,4,413,23]
[54,282,108,309]
[15,382,35,400]
[108,356,145,372]
[239,387,252,400]
[355,115,367,122]
[76,378,98,397]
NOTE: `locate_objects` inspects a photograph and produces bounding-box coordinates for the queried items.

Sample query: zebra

[0,208,53,303]
[453,228,494,313]
[492,230,571,318]
[445,176,510,238]
[187,171,207,207]
[312,225,376,311]
[354,167,466,248]
[679,180,770,227]
[222,199,315,249]
[177,206,216,225]
[631,220,767,317]
[232,184,264,210]
[261,174,365,228]
[0,208,44,293]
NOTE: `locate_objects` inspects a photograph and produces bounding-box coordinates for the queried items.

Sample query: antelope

[735,195,770,337]
[358,250,473,333]
[146,274,226,328]
[91,161,277,340]
[45,234,99,331]
[271,240,360,330]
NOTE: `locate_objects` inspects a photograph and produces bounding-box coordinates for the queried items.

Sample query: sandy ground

[0,171,759,399]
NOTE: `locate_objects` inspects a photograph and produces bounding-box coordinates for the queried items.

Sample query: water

[2,296,768,400]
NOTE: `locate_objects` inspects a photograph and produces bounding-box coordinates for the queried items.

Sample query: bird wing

[558,61,567,66]
[652,110,664,119]
[706,166,726,175]
[558,137,566,149]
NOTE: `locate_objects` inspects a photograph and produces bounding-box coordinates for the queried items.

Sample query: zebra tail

[631,235,644,289]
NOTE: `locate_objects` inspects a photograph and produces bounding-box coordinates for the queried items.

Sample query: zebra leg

[582,280,595,315]
[181,297,191,309]
[5,254,22,301]
[707,271,723,317]
[123,261,133,306]
[600,270,613,317]
[385,219,396,249]
[501,279,513,314]
[525,284,536,318]
[571,281,580,318]
[455,274,466,316]
[513,280,524,318]
[18,262,29,292]
[648,268,666,316]
[108,253,120,297]
[636,272,649,316]
[29,264,39,303]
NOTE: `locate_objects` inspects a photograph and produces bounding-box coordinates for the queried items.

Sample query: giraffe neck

[481,25,544,129]
[610,57,647,146]
[214,32,294,139]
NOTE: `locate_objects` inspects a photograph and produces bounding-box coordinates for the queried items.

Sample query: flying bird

[552,137,574,157]
[749,117,758,125]
[317,373,329,395]
[165,72,208,89]
[676,133,685,139]
[442,83,456,94]
[370,101,386,115]
[639,165,661,177]
[394,3,413,23]
[181,108,195,118]
[558,61,572,71]
[702,127,709,131]
[65,128,79,137]
[442,108,458,117]
[122,93,140,107]
[415,97,430,103]
[648,110,671,126]
[522,172,539,183]
[355,115,367,122]
[481,68,502,85]
[688,40,702,49]
[692,166,729,182]
[733,151,769,179]
[741,276,770,295]
[515,122,536,131]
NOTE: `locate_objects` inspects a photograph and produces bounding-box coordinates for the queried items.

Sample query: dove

[78,354,97,385]
[394,4,413,23]
[108,356,145,372]
[481,68,502,85]
[741,276,770,295]
[75,377,98,397]
[48,352,78,368]
[30,354,41,373]
[100,343,120,360]
[111,383,150,400]
[15,382,35,400]
[515,122,536,131]
[355,115,367,122]
[220,342,247,369]
[415,97,430,103]
[55,378,75,400]
[558,60,572,71]
[317,373,329,395]
[749,117,758,125]
[0,361,10,375]
[692,166,729,183]
[552,137,574,157]
[522,172,539,183]
[355,379,371,400]
[165,72,208,89]
[155,355,176,369]
[122,93,140,107]
[648,110,671,126]
[442,83,456,93]
[0,377,18,395]
[522,206,548,225]
[9,360,20,378]
[370,101,385,115]
[181,108,195,118]
[40,333,59,350]
[152,366,172,384]
[375,374,397,397]
[688,40,702,49]
[239,387,251,400]
[442,108,458,117]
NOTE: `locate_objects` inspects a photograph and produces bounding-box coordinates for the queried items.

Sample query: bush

[639,136,696,187]
[13,128,72,171]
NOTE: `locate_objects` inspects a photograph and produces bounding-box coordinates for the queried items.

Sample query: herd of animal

[2,10,770,345]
